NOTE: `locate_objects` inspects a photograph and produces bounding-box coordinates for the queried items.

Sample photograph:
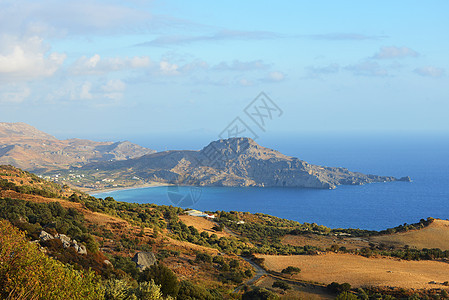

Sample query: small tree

[138,264,179,297]
[272,281,291,291]
[195,252,212,264]
[281,266,301,275]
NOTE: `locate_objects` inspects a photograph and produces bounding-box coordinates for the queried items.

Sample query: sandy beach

[88,182,172,195]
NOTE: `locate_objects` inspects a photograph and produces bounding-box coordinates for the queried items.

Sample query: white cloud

[70,54,151,75]
[101,79,126,100]
[47,79,126,104]
[78,82,93,100]
[180,60,209,73]
[137,29,280,47]
[373,46,419,59]
[0,0,152,38]
[346,61,388,76]
[261,71,285,83]
[159,61,180,75]
[0,84,31,103]
[414,66,445,78]
[239,79,254,86]
[0,35,66,81]
[308,33,387,40]
[213,60,269,71]
[306,63,340,77]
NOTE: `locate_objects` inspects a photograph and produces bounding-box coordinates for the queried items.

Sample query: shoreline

[88,182,172,195]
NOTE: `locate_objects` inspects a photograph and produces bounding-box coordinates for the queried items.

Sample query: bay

[94,133,449,230]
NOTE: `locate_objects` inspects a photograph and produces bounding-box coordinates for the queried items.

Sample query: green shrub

[176,280,214,300]
[242,287,279,300]
[195,252,212,263]
[272,280,290,290]
[281,266,301,275]
[138,264,179,297]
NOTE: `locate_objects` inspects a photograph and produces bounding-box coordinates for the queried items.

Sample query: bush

[272,281,290,290]
[138,264,179,297]
[281,266,301,275]
[195,252,212,264]
[327,282,352,293]
[242,287,279,300]
[110,255,140,279]
[177,280,214,300]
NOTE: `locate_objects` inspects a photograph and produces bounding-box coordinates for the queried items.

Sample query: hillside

[0,122,155,172]
[0,165,448,299]
[79,137,410,190]
[370,219,449,251]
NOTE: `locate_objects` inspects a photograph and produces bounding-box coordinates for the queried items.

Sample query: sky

[0,0,448,145]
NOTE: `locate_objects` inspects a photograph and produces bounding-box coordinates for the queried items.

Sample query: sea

[93,133,449,231]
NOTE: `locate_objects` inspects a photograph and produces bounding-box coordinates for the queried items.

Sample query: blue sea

[93,133,449,231]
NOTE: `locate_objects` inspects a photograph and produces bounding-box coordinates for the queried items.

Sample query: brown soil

[259,253,449,290]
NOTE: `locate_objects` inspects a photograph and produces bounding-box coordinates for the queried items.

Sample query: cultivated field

[259,253,449,289]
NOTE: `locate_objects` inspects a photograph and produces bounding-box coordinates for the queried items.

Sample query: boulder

[74,244,87,255]
[132,252,157,270]
[55,234,71,248]
[39,230,54,241]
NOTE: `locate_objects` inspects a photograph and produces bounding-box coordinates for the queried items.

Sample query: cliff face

[0,122,156,172]
[81,137,410,189]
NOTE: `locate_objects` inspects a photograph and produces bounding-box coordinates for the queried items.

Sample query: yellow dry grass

[370,219,449,250]
[282,233,369,250]
[259,253,449,289]
[179,215,231,238]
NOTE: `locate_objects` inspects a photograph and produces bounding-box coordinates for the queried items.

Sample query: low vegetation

[0,220,102,299]
[1,164,448,299]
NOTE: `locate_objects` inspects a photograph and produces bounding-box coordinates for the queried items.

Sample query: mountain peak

[199,137,290,163]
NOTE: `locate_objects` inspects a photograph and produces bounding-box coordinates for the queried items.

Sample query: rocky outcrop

[81,137,410,189]
[132,252,157,270]
[39,230,87,254]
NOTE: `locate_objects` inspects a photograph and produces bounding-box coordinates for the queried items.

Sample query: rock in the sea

[39,230,54,241]
[132,252,157,270]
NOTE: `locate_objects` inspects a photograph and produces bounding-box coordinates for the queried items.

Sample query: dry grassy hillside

[370,219,449,250]
[260,253,449,290]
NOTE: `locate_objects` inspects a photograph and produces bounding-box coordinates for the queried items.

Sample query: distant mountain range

[0,122,155,172]
[0,122,410,189]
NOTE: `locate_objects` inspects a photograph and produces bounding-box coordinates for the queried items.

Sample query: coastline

[88,182,172,196]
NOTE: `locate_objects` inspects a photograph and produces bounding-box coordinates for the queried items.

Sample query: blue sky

[0,0,448,142]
